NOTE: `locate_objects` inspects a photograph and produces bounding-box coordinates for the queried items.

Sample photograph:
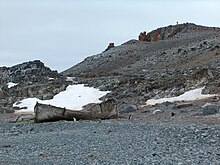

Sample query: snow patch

[66,76,76,82]
[146,87,217,106]
[13,84,110,114]
[7,82,18,88]
[13,98,40,114]
[48,77,54,80]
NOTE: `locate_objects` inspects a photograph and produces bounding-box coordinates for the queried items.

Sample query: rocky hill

[0,60,68,113]
[62,23,220,100]
[62,23,220,117]
[1,23,220,124]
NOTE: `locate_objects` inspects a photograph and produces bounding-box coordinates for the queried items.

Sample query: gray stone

[42,94,54,100]
[0,107,14,113]
[202,104,219,115]
[159,102,175,110]
[120,104,138,114]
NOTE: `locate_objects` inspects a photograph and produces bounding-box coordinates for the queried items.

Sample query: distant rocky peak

[0,60,69,113]
[9,60,46,74]
[138,23,220,42]
[0,60,62,84]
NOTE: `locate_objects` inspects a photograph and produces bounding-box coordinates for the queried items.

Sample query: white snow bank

[13,98,40,114]
[13,84,110,114]
[146,87,218,106]
[7,82,18,88]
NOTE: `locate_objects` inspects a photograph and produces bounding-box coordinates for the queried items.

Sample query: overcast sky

[0,0,220,72]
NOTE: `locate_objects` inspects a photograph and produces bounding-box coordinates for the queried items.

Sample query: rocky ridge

[0,60,68,113]
[61,23,220,123]
[1,23,220,125]
[138,23,219,42]
[62,23,220,102]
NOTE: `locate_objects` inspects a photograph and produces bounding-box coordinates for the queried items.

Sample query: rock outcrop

[0,60,68,113]
[104,43,115,52]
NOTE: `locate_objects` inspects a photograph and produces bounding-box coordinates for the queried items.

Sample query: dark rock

[171,112,176,116]
[177,48,182,53]
[190,47,196,51]
[141,109,151,113]
[173,103,193,109]
[104,43,115,52]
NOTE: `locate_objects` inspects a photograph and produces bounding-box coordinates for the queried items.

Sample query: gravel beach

[0,120,220,164]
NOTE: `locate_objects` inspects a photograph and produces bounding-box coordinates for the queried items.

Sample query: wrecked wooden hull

[34,99,118,123]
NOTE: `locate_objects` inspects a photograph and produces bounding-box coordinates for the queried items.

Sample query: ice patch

[146,87,217,106]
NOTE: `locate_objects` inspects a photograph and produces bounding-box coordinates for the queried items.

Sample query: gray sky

[1,0,220,72]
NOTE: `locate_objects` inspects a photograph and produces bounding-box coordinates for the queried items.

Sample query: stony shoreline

[0,120,220,164]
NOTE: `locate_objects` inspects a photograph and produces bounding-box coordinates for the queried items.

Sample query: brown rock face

[138,31,149,41]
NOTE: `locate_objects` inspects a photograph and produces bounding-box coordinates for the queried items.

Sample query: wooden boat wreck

[34,99,118,123]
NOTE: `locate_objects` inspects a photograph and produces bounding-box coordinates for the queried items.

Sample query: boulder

[202,103,219,115]
[119,104,138,114]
